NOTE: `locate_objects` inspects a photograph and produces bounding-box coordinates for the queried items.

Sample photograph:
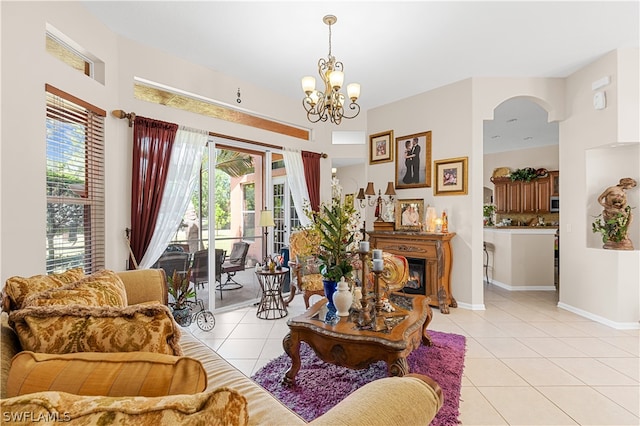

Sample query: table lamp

[259,209,275,259]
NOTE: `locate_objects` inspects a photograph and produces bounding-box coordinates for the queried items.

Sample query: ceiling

[82,1,638,155]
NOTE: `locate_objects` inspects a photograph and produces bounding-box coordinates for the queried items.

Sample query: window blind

[45,84,106,274]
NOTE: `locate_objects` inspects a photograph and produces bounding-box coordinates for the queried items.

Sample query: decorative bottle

[333,277,353,317]
[441,211,449,233]
[352,286,363,310]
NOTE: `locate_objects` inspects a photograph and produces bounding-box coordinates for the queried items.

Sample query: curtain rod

[111,110,327,158]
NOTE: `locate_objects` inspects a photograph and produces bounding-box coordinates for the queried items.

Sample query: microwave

[550,196,559,212]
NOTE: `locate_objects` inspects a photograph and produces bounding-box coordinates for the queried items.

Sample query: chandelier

[301,15,361,125]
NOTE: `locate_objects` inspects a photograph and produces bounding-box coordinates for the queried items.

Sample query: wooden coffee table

[282,293,433,386]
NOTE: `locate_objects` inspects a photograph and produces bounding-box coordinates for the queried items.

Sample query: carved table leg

[422,305,433,347]
[450,296,458,308]
[437,286,450,314]
[389,357,409,377]
[282,332,301,387]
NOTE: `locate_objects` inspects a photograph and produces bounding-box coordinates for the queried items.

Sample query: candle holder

[356,249,374,328]
[371,269,387,332]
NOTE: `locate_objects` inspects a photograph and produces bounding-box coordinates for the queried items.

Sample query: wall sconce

[356,181,396,221]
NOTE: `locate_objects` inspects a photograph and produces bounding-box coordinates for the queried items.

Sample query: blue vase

[323,279,338,318]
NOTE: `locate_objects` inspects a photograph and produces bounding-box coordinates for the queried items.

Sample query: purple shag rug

[251,330,466,425]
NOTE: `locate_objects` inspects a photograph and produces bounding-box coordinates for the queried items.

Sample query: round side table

[255,267,289,320]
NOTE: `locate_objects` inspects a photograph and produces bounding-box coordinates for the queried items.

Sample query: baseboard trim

[488,279,556,292]
[557,302,640,330]
[455,301,486,311]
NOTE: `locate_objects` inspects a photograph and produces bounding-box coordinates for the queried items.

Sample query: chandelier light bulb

[329,70,344,90]
[309,90,320,106]
[302,76,316,95]
[347,83,360,101]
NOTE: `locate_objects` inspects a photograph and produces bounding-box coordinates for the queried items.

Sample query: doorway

[483,97,560,299]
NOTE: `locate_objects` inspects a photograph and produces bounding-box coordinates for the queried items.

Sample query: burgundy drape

[301,151,322,212]
[129,116,178,269]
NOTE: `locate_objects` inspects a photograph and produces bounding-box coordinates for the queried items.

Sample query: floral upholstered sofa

[1,268,443,425]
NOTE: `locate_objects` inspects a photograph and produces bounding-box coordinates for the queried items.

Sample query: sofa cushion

[2,268,85,311]
[179,331,304,425]
[9,304,182,356]
[22,270,128,308]
[1,313,20,399]
[6,351,206,398]
[0,389,248,425]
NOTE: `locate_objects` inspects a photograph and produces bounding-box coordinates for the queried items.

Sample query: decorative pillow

[7,351,207,398]
[0,389,248,425]
[3,268,85,311]
[9,304,182,356]
[22,270,127,308]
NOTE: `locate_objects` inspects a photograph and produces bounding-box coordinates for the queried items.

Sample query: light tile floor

[187,285,639,425]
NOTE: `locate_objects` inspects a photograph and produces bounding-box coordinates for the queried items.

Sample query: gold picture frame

[395,131,432,189]
[395,199,424,231]
[369,130,394,164]
[344,193,354,210]
[434,157,468,196]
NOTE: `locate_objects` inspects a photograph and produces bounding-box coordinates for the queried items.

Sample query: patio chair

[218,241,250,291]
[214,248,226,299]
[156,251,190,280]
[191,249,208,290]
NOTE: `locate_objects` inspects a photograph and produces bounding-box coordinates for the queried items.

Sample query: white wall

[0,2,365,283]
[558,49,639,327]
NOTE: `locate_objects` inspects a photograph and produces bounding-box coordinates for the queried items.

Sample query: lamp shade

[329,70,344,90]
[356,188,366,200]
[364,182,376,196]
[301,76,316,94]
[384,181,396,196]
[259,210,275,227]
[347,83,360,101]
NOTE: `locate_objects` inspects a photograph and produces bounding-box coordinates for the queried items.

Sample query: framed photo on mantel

[395,199,424,231]
[395,131,432,189]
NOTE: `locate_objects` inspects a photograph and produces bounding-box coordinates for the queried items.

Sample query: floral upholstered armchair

[287,229,325,309]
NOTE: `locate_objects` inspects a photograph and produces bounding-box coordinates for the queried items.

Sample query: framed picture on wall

[369,130,394,164]
[344,193,355,210]
[434,157,468,196]
[395,131,432,189]
[395,198,424,231]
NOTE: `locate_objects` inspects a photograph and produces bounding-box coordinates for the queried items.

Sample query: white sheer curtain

[139,126,209,269]
[282,148,312,227]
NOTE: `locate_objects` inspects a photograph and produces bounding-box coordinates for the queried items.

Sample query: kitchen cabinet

[521,181,536,213]
[494,179,508,213]
[491,172,558,214]
[535,176,551,213]
[549,171,559,196]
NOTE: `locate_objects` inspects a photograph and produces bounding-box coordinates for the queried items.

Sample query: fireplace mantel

[367,231,456,314]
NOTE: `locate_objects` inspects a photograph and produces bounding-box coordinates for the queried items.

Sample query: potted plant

[483,204,496,226]
[509,167,538,182]
[167,269,195,326]
[304,180,361,316]
[592,205,634,250]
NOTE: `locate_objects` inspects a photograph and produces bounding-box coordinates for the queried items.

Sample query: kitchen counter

[484,226,557,235]
[483,228,556,290]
